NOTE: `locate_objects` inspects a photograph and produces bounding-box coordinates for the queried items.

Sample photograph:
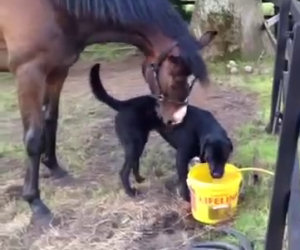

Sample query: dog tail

[90,63,123,111]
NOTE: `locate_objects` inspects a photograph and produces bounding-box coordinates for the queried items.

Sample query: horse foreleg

[41,69,68,178]
[16,61,51,219]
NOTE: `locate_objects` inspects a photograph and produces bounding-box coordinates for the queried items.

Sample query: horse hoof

[30,199,53,228]
[51,167,68,179]
[30,199,51,215]
[135,175,146,183]
[127,188,141,197]
[41,166,68,179]
[41,157,68,179]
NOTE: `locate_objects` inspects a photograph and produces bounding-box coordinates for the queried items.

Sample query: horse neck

[82,23,176,61]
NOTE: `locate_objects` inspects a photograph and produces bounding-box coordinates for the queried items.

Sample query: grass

[208,58,277,249]
[234,123,277,167]
[0,77,18,115]
[0,48,278,249]
[0,74,23,160]
[81,43,137,62]
[262,3,275,16]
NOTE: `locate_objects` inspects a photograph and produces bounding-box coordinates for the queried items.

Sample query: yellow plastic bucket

[187,163,242,225]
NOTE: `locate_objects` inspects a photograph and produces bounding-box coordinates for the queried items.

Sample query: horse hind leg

[41,69,68,179]
[16,61,51,220]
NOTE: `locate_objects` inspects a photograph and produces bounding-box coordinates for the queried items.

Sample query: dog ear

[227,137,233,152]
[200,135,210,162]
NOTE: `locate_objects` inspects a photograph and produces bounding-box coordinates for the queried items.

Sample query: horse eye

[158,95,164,101]
[188,77,197,88]
[188,75,195,82]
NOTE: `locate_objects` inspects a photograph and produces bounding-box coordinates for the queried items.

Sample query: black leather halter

[149,62,197,105]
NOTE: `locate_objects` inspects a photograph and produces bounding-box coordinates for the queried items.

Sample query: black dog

[90,64,233,201]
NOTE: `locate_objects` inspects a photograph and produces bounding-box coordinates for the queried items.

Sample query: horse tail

[90,64,124,111]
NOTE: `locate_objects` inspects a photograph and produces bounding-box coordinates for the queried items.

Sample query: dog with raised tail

[90,64,233,201]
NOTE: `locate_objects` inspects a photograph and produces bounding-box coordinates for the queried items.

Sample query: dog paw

[176,185,190,202]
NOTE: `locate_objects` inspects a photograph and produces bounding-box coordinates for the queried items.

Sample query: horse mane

[53,0,207,81]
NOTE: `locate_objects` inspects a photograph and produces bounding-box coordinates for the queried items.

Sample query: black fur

[54,0,207,81]
[90,64,233,200]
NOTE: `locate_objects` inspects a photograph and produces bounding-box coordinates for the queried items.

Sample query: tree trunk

[191,0,273,59]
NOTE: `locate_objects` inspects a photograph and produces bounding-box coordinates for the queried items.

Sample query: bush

[169,0,194,21]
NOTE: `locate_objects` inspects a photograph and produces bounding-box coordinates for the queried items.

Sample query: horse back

[0,0,74,71]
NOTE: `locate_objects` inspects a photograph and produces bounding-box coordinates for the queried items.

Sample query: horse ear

[197,31,218,49]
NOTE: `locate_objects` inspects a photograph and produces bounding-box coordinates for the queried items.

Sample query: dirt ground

[0,56,256,250]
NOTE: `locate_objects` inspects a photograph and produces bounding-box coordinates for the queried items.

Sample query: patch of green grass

[210,58,273,114]
[233,123,278,167]
[0,143,24,159]
[81,43,137,62]
[0,72,14,82]
[262,3,275,16]
[0,73,22,160]
[0,91,17,113]
[141,140,174,177]
[0,76,18,115]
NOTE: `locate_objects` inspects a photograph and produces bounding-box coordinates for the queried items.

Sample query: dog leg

[132,139,146,183]
[176,150,192,202]
[133,161,145,183]
[120,159,138,197]
[119,144,142,197]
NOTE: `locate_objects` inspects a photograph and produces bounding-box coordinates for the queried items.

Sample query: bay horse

[0,0,212,221]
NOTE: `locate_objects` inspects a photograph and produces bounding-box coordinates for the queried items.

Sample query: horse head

[143,31,217,125]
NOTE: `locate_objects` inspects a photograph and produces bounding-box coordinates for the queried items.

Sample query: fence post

[265,23,300,250]
[288,156,300,250]
[266,0,291,134]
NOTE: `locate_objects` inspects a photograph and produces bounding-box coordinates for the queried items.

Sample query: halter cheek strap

[149,63,197,104]
[146,42,197,105]
[188,77,197,94]
[150,63,163,97]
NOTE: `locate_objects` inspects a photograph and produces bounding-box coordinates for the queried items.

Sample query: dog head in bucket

[200,134,233,178]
